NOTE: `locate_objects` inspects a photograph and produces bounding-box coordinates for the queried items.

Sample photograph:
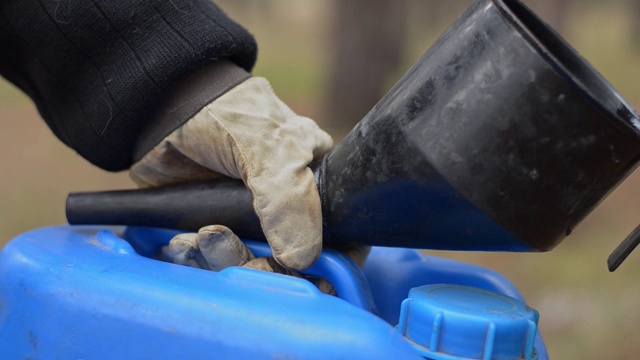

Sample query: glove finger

[243,257,301,277]
[270,94,333,160]
[299,116,334,161]
[248,165,323,271]
[275,110,333,161]
[165,233,205,269]
[195,225,255,271]
[225,82,326,271]
[334,243,372,269]
[316,279,337,296]
[312,126,334,160]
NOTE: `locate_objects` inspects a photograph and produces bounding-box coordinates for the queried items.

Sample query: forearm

[0,0,256,171]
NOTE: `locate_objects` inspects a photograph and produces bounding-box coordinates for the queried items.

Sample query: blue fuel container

[0,226,548,359]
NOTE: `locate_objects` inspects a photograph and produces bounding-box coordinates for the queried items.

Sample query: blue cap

[397,284,539,360]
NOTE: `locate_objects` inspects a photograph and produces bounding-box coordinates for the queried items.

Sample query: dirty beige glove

[131,77,333,271]
[163,225,255,271]
[163,224,300,276]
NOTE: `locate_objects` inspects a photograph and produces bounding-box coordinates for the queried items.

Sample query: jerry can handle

[245,240,379,314]
[121,227,378,313]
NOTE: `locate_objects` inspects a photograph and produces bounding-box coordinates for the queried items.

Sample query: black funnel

[67,0,640,254]
[318,0,640,251]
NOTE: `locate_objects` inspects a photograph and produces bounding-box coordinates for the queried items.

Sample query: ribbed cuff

[132,60,250,163]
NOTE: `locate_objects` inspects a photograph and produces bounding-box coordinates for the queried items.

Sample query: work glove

[130,77,333,271]
[162,224,300,277]
[163,224,369,296]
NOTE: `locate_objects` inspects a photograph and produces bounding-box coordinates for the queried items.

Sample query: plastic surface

[0,226,418,360]
[0,225,549,359]
[363,247,549,360]
[124,227,379,314]
[398,285,538,359]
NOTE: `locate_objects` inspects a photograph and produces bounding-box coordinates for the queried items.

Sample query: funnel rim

[492,0,640,137]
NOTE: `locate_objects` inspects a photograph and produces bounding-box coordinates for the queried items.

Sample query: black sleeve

[0,0,257,171]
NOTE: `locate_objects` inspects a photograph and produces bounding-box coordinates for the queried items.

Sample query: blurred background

[1,0,639,358]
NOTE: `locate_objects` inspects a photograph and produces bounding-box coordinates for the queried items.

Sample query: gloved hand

[130,77,333,271]
[163,224,368,296]
[163,224,300,277]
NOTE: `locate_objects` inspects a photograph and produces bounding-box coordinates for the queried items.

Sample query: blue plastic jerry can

[0,226,548,359]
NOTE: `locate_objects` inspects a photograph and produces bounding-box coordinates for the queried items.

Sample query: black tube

[67,179,264,240]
